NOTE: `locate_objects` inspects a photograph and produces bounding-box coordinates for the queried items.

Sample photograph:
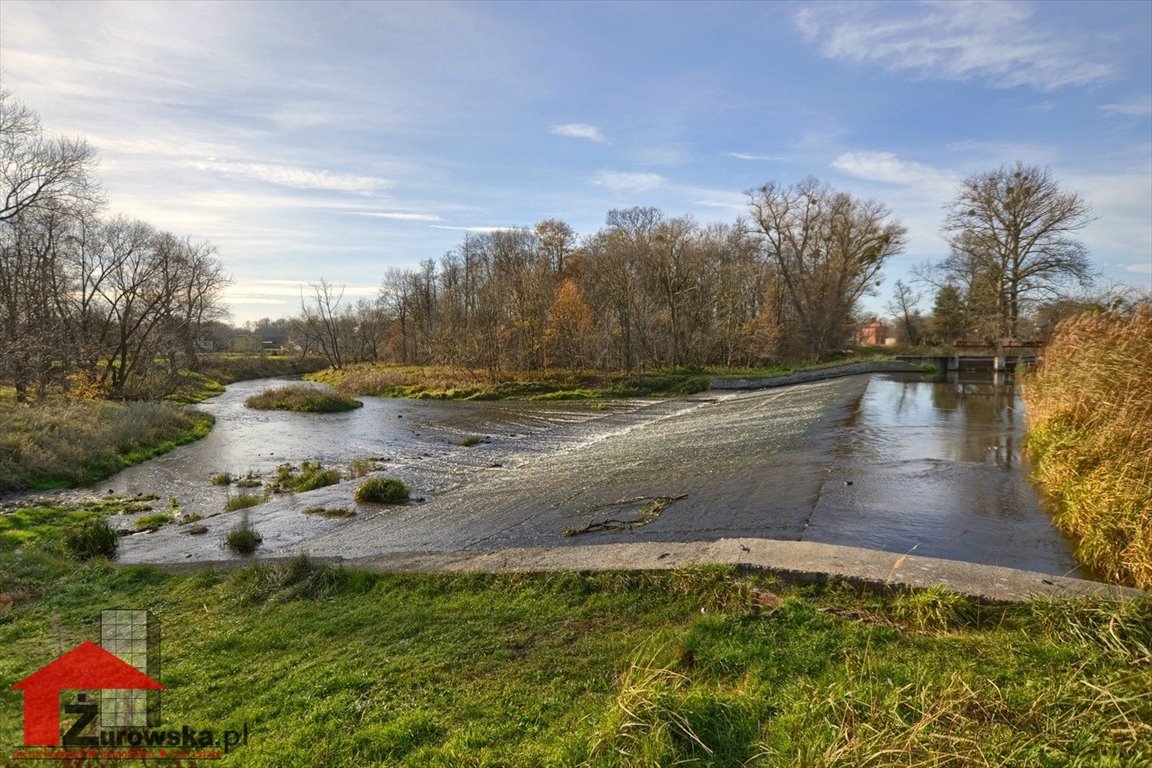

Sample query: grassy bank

[1,523,1148,767]
[0,400,214,492]
[1022,306,1152,589]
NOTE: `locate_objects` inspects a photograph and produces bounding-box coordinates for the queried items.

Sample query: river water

[100,373,1082,578]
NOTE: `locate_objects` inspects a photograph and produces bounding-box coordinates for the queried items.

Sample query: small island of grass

[244,384,363,413]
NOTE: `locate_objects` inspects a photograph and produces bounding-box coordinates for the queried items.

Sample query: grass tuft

[64,518,119,560]
[355,476,410,504]
[223,512,261,554]
[224,492,264,512]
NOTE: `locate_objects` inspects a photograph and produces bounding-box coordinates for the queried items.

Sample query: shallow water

[103,373,1082,578]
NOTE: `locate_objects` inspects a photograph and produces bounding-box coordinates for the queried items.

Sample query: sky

[2,0,1150,324]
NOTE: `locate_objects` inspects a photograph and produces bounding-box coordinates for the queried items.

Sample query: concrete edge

[141,538,1147,604]
[708,361,930,391]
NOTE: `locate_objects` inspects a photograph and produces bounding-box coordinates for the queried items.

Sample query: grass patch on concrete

[0,548,1147,767]
[354,476,410,504]
[267,461,342,493]
[0,400,214,492]
[223,492,265,512]
[245,384,363,413]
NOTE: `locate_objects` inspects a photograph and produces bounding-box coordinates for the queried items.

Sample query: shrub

[64,518,119,560]
[354,477,410,504]
[244,384,362,413]
[211,473,233,486]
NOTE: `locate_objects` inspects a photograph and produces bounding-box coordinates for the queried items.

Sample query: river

[104,372,1082,578]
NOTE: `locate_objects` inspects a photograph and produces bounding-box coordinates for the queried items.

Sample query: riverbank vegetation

[1023,305,1152,589]
[1,523,1148,765]
[244,383,363,412]
[0,400,213,492]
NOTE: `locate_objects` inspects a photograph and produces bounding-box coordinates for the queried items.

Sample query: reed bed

[1022,305,1152,588]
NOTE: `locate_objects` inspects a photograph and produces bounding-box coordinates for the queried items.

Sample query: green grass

[224,492,265,512]
[0,400,214,492]
[133,512,174,532]
[266,461,342,493]
[355,476,410,504]
[244,384,363,413]
[0,545,1147,767]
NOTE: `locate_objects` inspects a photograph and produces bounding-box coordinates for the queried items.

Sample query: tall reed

[1022,305,1152,588]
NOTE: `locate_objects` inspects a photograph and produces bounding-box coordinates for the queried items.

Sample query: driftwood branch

[563,494,688,537]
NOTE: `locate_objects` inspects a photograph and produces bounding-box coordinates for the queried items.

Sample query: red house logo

[11,640,165,747]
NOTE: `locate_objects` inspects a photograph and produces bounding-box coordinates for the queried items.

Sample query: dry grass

[0,399,213,491]
[1022,305,1152,588]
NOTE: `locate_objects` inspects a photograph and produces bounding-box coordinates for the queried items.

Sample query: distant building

[231,335,262,353]
[859,319,887,346]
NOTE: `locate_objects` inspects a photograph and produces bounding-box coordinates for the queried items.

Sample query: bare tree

[300,279,347,369]
[748,178,907,359]
[941,163,1094,339]
[886,279,924,346]
[1,88,100,222]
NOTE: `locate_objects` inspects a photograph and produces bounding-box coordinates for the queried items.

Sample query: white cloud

[794,1,1114,91]
[1101,96,1152,116]
[1126,263,1152,274]
[193,161,391,193]
[550,123,606,142]
[592,170,667,192]
[832,151,953,187]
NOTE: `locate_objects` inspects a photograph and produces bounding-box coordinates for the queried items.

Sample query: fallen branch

[563,494,687,537]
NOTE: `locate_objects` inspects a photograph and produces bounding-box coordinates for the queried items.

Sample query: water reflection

[804,372,1082,576]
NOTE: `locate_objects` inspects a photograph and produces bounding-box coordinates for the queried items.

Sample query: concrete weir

[339,539,1144,603]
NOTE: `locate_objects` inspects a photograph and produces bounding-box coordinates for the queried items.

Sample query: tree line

[299,164,1096,373]
[1,89,229,401]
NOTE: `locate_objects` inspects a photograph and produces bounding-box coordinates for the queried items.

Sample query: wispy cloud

[1101,96,1152,116]
[430,225,522,233]
[728,152,786,161]
[832,151,953,187]
[193,161,392,193]
[591,170,666,192]
[348,211,443,221]
[1126,263,1152,275]
[794,1,1114,91]
[550,123,606,142]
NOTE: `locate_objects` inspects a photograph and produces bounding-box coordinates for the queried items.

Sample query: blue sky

[2,0,1149,323]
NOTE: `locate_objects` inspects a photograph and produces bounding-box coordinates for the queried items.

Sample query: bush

[211,473,233,486]
[244,384,362,413]
[64,518,119,560]
[354,477,410,504]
